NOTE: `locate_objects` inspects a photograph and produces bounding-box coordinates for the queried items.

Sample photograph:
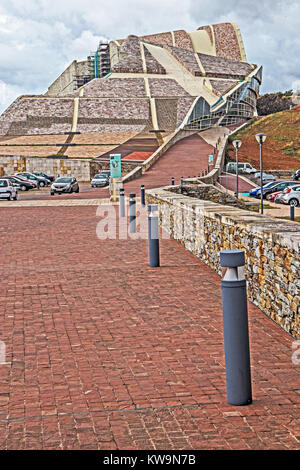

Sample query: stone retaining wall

[146,185,300,338]
[0,155,90,181]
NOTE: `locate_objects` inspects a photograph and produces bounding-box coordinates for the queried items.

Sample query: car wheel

[50,191,55,196]
[75,187,79,193]
[13,194,18,201]
[20,185,27,191]
[289,198,299,207]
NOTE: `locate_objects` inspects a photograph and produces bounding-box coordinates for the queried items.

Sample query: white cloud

[0,0,300,113]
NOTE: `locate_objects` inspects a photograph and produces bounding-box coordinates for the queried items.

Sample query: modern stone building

[0,22,262,179]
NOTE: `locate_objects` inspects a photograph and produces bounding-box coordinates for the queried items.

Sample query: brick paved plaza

[0,202,299,450]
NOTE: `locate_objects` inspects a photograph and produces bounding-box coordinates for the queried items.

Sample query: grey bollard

[129,193,136,233]
[181,176,183,185]
[141,185,145,207]
[119,188,125,217]
[171,177,175,186]
[205,169,207,175]
[290,204,295,221]
[148,205,160,267]
[202,170,204,177]
[220,250,252,406]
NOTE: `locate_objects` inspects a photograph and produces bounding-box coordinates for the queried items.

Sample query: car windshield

[0,180,8,187]
[94,174,106,179]
[55,178,72,183]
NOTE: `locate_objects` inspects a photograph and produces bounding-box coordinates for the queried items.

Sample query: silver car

[281,185,300,206]
[51,177,79,195]
[0,179,18,200]
[91,174,109,187]
[254,172,275,184]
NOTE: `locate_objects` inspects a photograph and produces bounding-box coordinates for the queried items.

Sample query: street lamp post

[255,133,267,215]
[233,140,242,199]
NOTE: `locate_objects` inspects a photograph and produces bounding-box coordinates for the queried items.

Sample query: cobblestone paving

[0,205,299,449]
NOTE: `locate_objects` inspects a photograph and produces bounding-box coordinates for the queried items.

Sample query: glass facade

[186,67,262,130]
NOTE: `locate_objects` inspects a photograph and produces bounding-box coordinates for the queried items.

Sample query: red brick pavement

[219,173,255,193]
[0,205,299,450]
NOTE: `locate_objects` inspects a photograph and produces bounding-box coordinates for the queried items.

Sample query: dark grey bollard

[148,204,160,267]
[171,177,175,185]
[290,204,295,221]
[141,185,145,207]
[220,250,252,406]
[119,188,125,217]
[205,169,207,175]
[202,170,204,177]
[181,176,183,185]
[129,193,136,233]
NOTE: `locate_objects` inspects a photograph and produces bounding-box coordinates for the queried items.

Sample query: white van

[226,162,257,174]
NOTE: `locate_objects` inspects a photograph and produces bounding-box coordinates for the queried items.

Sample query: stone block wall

[78,98,150,120]
[209,79,237,96]
[148,79,190,97]
[198,53,252,79]
[173,30,194,51]
[146,186,300,339]
[166,46,201,76]
[81,78,147,97]
[212,23,242,61]
[0,155,90,181]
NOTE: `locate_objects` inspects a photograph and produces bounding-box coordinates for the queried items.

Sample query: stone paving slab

[0,205,299,449]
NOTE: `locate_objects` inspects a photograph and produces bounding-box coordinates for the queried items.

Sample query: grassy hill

[227,107,300,170]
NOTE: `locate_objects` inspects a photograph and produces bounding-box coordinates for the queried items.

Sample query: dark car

[0,176,35,191]
[256,181,297,199]
[50,177,79,195]
[33,172,54,182]
[293,169,300,181]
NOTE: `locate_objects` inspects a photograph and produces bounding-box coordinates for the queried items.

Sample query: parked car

[249,180,284,198]
[293,169,300,181]
[266,190,282,202]
[0,179,18,200]
[33,172,54,182]
[100,170,111,178]
[281,185,300,206]
[0,176,35,191]
[226,162,257,174]
[50,177,79,195]
[12,175,38,190]
[15,172,49,187]
[274,185,300,204]
[255,181,297,199]
[91,174,109,188]
[254,172,276,184]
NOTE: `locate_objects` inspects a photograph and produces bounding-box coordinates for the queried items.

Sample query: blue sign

[208,154,214,163]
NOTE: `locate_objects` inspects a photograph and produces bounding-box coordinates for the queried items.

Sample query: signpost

[110,154,122,202]
[208,154,214,173]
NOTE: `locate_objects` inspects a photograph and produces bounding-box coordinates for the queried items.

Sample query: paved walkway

[0,204,299,450]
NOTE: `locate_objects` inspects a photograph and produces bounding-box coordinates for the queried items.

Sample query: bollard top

[220,250,245,268]
[119,188,124,193]
[148,204,158,213]
[129,193,136,198]
[141,184,145,188]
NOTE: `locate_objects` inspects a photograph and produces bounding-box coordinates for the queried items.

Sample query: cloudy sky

[0,0,299,113]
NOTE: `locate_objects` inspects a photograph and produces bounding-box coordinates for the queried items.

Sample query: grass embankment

[227,107,300,170]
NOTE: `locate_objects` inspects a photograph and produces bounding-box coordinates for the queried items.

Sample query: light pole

[255,133,267,215]
[232,140,242,199]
